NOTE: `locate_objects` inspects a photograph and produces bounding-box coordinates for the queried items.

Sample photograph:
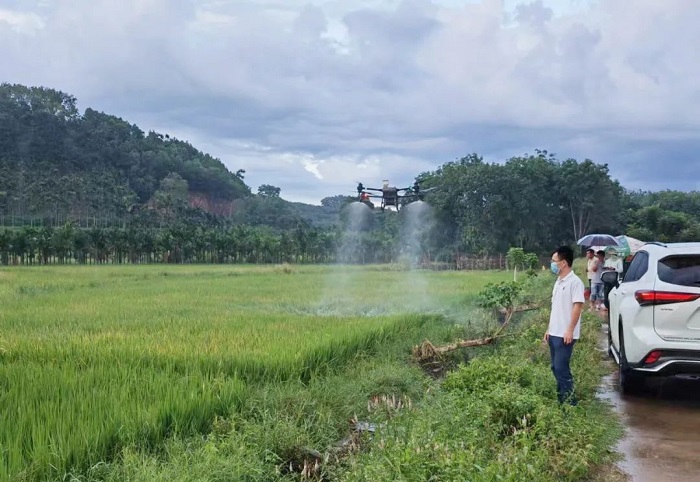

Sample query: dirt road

[599,323,700,482]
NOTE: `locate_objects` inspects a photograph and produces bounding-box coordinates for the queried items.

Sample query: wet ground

[598,323,700,482]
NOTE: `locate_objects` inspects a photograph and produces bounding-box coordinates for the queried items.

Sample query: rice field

[0,264,509,481]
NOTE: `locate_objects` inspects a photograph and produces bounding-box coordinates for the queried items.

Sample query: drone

[356,179,437,211]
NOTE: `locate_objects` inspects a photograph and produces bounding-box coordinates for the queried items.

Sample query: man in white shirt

[544,245,585,405]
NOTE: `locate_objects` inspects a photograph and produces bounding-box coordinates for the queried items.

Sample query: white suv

[604,242,700,393]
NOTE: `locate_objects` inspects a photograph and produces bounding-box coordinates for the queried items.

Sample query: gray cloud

[1,0,699,203]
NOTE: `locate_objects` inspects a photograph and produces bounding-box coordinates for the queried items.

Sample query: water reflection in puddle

[598,326,700,482]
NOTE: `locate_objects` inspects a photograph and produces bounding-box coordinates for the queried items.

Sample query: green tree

[258,184,281,198]
[320,195,354,212]
[558,159,623,242]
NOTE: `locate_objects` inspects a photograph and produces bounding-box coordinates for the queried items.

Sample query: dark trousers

[548,336,577,405]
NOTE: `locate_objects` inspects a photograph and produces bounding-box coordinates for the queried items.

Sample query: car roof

[643,242,700,255]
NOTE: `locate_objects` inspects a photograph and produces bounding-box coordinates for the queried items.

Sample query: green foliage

[257,184,281,198]
[476,280,522,311]
[0,223,340,264]
[558,158,623,241]
[506,247,539,281]
[320,194,355,212]
[621,192,700,243]
[524,253,539,269]
[418,150,626,255]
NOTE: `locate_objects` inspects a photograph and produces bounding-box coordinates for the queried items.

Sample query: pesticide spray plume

[316,199,452,318]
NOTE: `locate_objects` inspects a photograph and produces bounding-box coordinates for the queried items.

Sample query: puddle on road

[598,325,700,482]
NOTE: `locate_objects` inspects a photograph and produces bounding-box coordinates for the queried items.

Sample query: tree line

[0,223,336,265]
[2,84,699,266]
[413,150,700,255]
[0,216,447,266]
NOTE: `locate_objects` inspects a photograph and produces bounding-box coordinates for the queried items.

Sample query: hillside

[0,83,251,225]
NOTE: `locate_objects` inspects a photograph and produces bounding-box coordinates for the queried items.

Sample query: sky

[1,0,699,204]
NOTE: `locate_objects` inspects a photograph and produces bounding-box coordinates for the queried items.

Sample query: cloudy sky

[1,0,699,204]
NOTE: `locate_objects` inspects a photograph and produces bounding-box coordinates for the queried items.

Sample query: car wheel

[619,326,643,395]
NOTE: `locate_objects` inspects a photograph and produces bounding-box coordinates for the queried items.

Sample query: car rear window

[658,255,700,287]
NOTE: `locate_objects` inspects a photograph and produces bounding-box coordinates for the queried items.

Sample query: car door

[610,251,650,351]
[653,253,700,342]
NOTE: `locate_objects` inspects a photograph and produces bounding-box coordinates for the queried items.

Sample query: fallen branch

[499,303,542,314]
[413,336,499,361]
[413,304,525,362]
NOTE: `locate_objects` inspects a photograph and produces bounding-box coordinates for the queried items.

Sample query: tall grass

[0,361,246,481]
[0,264,508,480]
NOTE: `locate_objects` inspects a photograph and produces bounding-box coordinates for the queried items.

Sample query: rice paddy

[0,264,509,481]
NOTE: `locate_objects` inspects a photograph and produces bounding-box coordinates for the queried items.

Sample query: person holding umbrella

[585,248,599,309]
[592,250,606,311]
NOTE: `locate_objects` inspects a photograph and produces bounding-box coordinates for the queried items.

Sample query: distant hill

[289,201,340,228]
[0,83,251,225]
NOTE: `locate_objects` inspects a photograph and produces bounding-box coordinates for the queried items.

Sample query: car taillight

[635,290,700,306]
[643,350,662,364]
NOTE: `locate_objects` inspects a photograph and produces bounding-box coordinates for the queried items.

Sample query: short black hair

[586,248,594,254]
[596,250,605,257]
[554,245,574,267]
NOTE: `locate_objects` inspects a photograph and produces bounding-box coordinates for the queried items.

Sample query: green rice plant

[0,359,247,481]
[74,326,443,482]
[0,264,509,480]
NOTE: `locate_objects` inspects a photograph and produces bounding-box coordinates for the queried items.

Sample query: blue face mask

[550,261,560,275]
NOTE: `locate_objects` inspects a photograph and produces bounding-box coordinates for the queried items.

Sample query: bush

[476,281,522,311]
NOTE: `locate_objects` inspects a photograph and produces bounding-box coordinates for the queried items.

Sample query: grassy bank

[332,307,622,481]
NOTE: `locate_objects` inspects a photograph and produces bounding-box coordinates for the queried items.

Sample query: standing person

[544,246,585,405]
[601,248,625,311]
[591,250,606,311]
[585,248,599,310]
[603,247,624,280]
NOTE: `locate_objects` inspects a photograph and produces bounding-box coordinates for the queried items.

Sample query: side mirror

[601,271,619,287]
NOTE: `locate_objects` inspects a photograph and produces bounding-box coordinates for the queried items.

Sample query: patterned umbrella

[607,235,646,257]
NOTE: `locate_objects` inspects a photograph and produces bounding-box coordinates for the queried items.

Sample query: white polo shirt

[548,271,585,339]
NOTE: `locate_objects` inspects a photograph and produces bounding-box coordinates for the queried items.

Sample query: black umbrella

[576,234,620,247]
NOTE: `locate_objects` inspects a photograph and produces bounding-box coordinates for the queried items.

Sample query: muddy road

[599,324,700,482]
